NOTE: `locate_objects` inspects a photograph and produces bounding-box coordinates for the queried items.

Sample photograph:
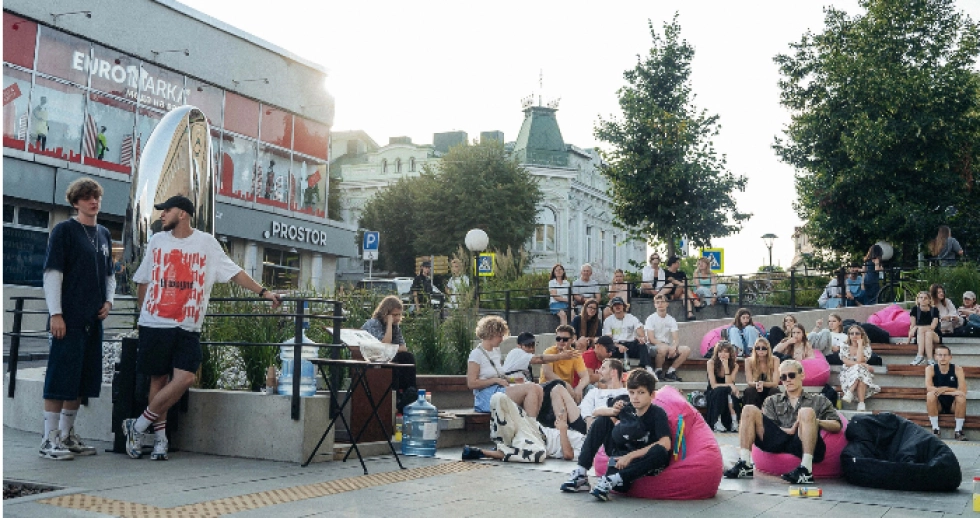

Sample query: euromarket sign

[263,221,329,245]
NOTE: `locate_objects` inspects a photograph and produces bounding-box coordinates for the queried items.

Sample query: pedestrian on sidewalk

[40,178,116,460]
[124,195,281,461]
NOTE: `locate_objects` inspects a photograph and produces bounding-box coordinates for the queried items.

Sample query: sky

[182,0,980,275]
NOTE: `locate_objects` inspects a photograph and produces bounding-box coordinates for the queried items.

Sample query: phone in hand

[607,455,618,468]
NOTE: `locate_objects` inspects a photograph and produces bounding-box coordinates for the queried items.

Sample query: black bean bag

[860,322,890,345]
[842,413,962,492]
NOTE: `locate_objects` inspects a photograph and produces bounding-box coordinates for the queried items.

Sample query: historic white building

[332,100,646,281]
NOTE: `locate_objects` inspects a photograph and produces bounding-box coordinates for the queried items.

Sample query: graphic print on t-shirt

[146,247,207,323]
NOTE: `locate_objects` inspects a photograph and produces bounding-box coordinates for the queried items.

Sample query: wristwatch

[259,288,268,297]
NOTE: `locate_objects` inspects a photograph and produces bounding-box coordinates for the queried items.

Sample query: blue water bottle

[401,389,439,457]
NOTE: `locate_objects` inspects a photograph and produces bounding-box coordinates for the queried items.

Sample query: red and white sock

[153,420,167,440]
[135,409,159,433]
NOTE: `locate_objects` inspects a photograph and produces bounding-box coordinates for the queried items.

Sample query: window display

[224,92,258,138]
[4,66,32,150]
[261,105,292,148]
[293,116,328,160]
[84,92,135,173]
[89,44,137,100]
[134,107,164,165]
[134,61,186,112]
[262,247,300,290]
[29,76,85,162]
[219,132,256,201]
[37,26,90,86]
[257,145,290,209]
[291,154,327,218]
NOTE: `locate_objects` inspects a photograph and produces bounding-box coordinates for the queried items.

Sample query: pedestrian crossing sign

[702,249,724,274]
[477,253,495,277]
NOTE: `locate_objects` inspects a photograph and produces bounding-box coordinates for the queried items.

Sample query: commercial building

[3,0,357,328]
[332,98,646,281]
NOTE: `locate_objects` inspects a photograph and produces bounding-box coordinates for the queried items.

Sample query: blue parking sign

[363,231,379,251]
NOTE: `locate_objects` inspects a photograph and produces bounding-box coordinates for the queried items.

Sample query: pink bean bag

[700,323,767,357]
[594,385,722,500]
[867,304,911,337]
[800,350,831,387]
[752,412,848,478]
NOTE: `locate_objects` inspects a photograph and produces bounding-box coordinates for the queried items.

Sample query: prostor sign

[263,221,328,246]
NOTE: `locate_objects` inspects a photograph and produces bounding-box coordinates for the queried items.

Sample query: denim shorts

[550,301,570,315]
[473,384,507,413]
[43,322,103,401]
[138,326,202,376]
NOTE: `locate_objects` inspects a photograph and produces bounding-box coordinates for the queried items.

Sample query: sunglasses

[555,336,572,342]
[755,347,769,351]
[520,342,536,348]
[848,331,862,336]
[780,372,799,381]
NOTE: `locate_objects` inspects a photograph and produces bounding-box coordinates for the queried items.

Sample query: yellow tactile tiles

[38,461,491,518]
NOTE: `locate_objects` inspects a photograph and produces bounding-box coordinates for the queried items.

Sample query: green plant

[440,308,477,374]
[752,273,826,308]
[401,305,446,374]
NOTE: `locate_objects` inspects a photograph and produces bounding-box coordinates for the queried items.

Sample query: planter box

[3,367,333,464]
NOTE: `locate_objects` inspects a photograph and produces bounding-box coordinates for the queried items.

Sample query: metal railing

[5,295,347,421]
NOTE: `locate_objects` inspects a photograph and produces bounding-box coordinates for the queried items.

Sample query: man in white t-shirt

[578,358,628,429]
[123,196,281,461]
[601,297,654,372]
[644,294,691,381]
[571,263,600,311]
[445,258,470,308]
[641,253,669,297]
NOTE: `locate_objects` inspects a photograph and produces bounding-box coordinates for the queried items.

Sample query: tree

[594,15,750,259]
[774,0,980,263]
[359,140,542,275]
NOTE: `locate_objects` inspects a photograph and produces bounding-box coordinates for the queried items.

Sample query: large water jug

[277,330,318,397]
[401,389,439,457]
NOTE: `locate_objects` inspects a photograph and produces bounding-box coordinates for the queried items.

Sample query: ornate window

[532,207,556,252]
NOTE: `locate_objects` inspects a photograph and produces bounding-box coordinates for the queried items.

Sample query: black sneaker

[781,465,814,484]
[590,476,613,502]
[663,371,682,382]
[933,428,941,437]
[560,471,590,493]
[461,445,485,460]
[955,431,967,441]
[723,459,754,479]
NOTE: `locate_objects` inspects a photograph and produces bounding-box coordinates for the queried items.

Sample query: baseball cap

[154,195,195,214]
[610,296,626,306]
[517,332,535,345]
[595,335,615,349]
[964,291,976,300]
[421,261,432,267]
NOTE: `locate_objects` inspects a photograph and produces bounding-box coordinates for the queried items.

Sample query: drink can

[788,486,822,497]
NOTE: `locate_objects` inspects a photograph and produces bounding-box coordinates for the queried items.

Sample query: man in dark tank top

[925,345,967,440]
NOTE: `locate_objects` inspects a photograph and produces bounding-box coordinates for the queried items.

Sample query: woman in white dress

[839,325,880,412]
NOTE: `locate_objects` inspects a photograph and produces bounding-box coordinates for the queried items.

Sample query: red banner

[3,83,21,106]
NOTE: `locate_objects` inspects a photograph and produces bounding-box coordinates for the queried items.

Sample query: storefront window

[135,107,164,164]
[4,13,37,70]
[291,154,327,218]
[185,79,223,129]
[219,132,256,201]
[135,61,186,113]
[293,116,328,160]
[224,92,258,138]
[89,44,138,100]
[37,26,90,86]
[261,105,292,148]
[30,76,85,162]
[256,145,290,209]
[262,247,300,290]
[4,66,33,151]
[3,204,51,287]
[84,92,135,173]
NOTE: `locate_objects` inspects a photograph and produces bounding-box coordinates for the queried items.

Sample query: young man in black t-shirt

[560,369,672,501]
[40,178,115,460]
[664,256,696,320]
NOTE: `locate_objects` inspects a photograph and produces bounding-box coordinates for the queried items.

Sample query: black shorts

[939,395,955,414]
[43,322,103,401]
[138,326,202,376]
[754,415,827,463]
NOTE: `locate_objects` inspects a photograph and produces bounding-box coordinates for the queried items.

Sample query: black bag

[821,384,839,407]
[861,323,890,345]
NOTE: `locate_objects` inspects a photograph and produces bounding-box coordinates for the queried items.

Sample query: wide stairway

[421,336,980,446]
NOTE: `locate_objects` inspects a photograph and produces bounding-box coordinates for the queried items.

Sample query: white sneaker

[39,431,74,460]
[714,418,728,433]
[150,437,169,461]
[910,356,924,366]
[730,416,739,432]
[856,402,866,412]
[62,427,97,456]
[842,392,853,404]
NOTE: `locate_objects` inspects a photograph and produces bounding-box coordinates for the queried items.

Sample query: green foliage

[327,176,344,221]
[359,140,543,276]
[758,265,785,273]
[907,263,980,302]
[594,15,750,259]
[440,309,478,375]
[757,274,828,308]
[481,271,552,310]
[774,0,980,262]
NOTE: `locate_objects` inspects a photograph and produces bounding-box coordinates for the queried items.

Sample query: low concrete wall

[3,368,333,463]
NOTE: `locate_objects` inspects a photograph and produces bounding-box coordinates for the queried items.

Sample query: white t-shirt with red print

[133,230,242,332]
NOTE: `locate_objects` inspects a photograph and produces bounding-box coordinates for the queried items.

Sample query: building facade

[332,99,645,281]
[3,0,357,328]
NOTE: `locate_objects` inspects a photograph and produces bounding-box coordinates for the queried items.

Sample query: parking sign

[363,231,379,261]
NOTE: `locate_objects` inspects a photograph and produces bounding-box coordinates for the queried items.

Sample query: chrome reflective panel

[123,106,214,266]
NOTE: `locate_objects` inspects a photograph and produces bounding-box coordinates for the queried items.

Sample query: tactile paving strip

[39,461,491,517]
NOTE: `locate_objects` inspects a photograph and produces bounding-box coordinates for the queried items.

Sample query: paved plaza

[3,426,977,517]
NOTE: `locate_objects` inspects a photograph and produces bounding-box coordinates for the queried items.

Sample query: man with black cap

[502,332,579,382]
[601,297,656,376]
[124,195,281,461]
[411,261,437,307]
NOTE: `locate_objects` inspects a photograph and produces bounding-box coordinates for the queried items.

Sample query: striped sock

[153,420,167,440]
[135,409,159,433]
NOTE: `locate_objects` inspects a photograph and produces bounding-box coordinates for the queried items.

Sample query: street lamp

[465,229,489,307]
[762,233,778,272]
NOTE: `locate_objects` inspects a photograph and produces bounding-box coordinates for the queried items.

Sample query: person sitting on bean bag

[724,358,843,484]
[559,370,671,502]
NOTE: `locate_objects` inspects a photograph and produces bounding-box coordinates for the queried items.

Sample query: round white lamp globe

[465,229,489,252]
